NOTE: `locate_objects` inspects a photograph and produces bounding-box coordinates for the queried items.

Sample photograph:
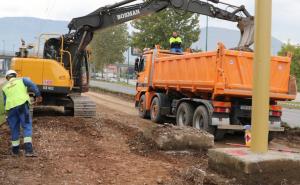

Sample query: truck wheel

[150,97,165,123]
[214,130,226,141]
[268,132,275,143]
[193,106,213,132]
[176,102,194,127]
[193,105,225,140]
[138,95,149,119]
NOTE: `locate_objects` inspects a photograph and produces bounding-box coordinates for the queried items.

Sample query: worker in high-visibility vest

[2,70,42,157]
[169,32,183,53]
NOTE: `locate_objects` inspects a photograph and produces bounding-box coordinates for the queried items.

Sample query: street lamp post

[127,47,130,84]
[205,1,209,51]
[2,40,5,55]
[251,0,273,153]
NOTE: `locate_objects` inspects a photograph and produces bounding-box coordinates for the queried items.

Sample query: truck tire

[214,130,226,141]
[150,97,165,123]
[268,132,274,143]
[138,95,149,119]
[192,105,225,140]
[176,102,194,127]
[192,105,214,133]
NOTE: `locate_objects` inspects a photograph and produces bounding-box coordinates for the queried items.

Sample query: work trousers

[171,48,183,53]
[7,103,32,146]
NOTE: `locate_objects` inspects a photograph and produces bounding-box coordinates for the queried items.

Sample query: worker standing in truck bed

[2,70,42,157]
[169,32,183,53]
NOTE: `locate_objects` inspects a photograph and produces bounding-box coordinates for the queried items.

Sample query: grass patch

[278,101,300,110]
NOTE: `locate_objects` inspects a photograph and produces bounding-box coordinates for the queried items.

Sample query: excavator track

[69,94,96,117]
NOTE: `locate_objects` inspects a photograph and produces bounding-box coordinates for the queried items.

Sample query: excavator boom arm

[67,0,253,51]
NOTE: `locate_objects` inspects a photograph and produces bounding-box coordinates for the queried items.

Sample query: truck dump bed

[150,44,296,101]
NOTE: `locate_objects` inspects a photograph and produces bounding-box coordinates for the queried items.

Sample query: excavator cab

[10,34,96,117]
[42,34,90,93]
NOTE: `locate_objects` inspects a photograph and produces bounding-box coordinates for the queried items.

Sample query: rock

[90,131,97,136]
[151,125,214,150]
[156,177,163,184]
[40,164,44,168]
[97,179,103,184]
[62,168,72,173]
[184,167,206,185]
[78,153,86,157]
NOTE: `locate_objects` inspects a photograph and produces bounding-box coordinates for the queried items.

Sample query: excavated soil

[0,106,237,185]
[0,91,300,184]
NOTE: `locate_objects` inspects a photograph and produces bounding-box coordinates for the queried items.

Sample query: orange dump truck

[134,44,297,140]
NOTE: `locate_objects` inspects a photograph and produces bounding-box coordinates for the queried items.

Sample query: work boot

[24,143,37,157]
[11,146,20,157]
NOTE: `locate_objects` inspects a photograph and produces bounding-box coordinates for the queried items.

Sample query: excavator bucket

[236,17,255,51]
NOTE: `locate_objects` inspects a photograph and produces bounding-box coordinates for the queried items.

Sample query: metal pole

[205,0,209,51]
[2,40,5,55]
[127,47,130,84]
[250,0,272,153]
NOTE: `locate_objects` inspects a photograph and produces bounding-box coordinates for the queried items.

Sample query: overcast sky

[0,0,299,43]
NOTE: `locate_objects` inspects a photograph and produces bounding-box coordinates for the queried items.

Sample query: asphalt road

[90,80,300,128]
[90,80,136,95]
[282,108,300,128]
[295,93,300,102]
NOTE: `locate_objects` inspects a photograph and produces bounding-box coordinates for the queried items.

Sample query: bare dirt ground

[0,90,299,185]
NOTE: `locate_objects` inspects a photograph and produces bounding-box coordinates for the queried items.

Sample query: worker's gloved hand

[36,96,43,104]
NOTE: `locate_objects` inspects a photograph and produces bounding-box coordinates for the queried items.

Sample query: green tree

[90,24,129,73]
[278,42,300,90]
[131,9,200,50]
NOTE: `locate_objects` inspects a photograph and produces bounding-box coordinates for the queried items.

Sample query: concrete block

[151,124,214,150]
[208,147,300,185]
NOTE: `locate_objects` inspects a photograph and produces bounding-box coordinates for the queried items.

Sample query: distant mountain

[0,17,283,56]
[0,17,68,53]
[192,27,283,54]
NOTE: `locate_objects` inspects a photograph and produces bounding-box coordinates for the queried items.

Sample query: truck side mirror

[134,58,140,72]
[139,58,144,72]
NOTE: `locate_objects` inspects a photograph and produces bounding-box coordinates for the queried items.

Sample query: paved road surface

[295,93,300,102]
[90,80,135,95]
[90,80,300,128]
[282,108,300,128]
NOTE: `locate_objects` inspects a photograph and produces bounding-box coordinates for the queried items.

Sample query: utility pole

[251,0,272,153]
[2,40,5,55]
[205,0,209,51]
[127,47,130,84]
